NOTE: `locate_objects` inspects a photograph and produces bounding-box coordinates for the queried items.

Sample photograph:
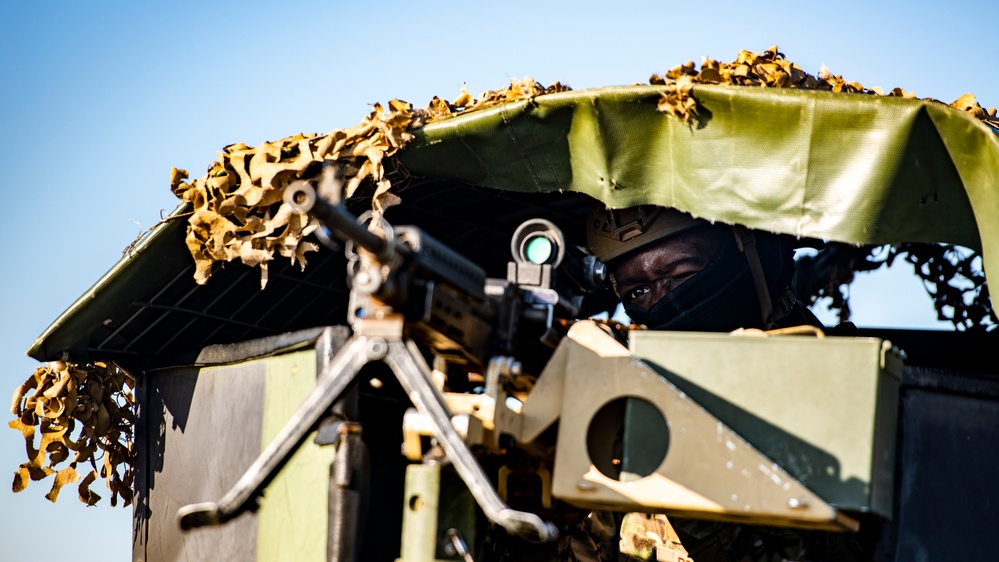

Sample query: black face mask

[622,236,765,332]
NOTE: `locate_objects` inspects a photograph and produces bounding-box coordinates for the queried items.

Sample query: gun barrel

[285,182,394,262]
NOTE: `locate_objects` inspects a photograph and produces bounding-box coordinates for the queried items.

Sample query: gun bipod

[176,316,558,546]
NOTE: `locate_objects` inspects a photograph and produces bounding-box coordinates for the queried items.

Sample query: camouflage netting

[10,361,134,506]
[13,46,998,507]
[796,243,995,330]
[168,79,570,288]
[651,46,999,128]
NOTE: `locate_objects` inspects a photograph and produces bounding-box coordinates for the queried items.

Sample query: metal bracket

[385,340,557,542]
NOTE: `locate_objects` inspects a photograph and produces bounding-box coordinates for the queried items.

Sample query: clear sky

[1,1,994,560]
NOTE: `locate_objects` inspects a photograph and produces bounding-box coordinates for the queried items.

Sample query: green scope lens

[524,235,554,264]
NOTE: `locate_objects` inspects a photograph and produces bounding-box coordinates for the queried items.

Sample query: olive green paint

[400,464,441,562]
[629,331,902,516]
[257,349,335,562]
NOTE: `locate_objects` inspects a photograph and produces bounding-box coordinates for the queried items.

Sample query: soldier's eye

[627,286,650,301]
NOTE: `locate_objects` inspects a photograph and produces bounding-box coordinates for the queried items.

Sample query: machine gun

[176,173,608,551]
[177,172,900,561]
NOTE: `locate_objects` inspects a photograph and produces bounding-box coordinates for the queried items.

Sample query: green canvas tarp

[400,84,994,254]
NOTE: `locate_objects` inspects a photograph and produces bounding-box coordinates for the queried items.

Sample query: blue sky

[1,1,994,560]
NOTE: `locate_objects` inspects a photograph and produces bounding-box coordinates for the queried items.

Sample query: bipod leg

[177,335,378,530]
[383,339,558,543]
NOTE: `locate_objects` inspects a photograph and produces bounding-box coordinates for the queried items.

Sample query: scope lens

[525,235,554,264]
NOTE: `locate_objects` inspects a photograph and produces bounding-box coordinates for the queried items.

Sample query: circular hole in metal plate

[586,396,669,482]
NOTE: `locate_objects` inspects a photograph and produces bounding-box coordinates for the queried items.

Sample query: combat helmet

[586,205,707,265]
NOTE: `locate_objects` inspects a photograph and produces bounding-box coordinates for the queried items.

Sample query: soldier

[583,205,865,562]
[586,205,820,333]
